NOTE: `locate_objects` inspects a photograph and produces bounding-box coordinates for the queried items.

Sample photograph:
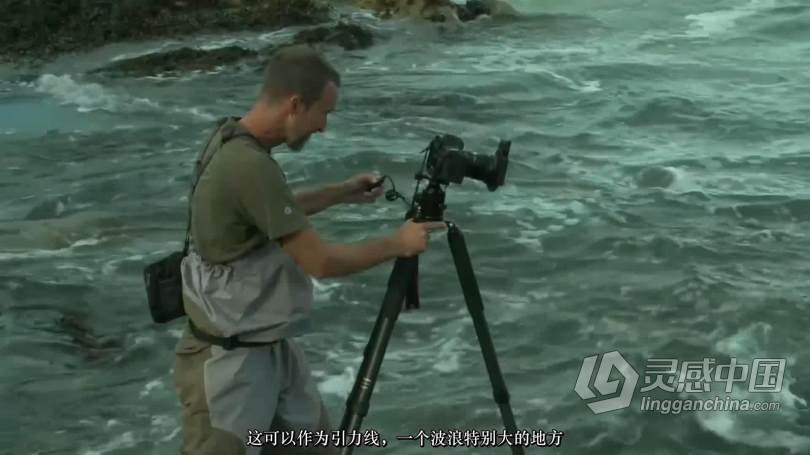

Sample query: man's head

[243,45,340,151]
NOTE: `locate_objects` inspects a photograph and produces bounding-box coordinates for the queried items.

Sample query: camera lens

[462,151,495,186]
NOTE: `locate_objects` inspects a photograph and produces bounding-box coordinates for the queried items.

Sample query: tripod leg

[446,223,525,455]
[339,256,417,455]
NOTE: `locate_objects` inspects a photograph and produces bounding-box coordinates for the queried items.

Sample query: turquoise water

[2,0,810,454]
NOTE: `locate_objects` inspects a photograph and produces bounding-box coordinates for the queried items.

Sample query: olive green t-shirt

[189,118,310,264]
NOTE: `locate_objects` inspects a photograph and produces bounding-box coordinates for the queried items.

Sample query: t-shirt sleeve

[229,150,311,240]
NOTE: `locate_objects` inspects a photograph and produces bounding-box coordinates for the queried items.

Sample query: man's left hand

[339,173,385,204]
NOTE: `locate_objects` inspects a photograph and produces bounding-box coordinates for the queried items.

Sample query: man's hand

[339,173,385,204]
[394,219,447,257]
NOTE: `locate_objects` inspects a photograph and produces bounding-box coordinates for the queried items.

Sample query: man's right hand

[394,219,447,257]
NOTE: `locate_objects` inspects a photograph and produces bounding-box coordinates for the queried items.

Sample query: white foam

[257,29,297,44]
[150,414,181,443]
[317,366,357,399]
[685,0,775,37]
[313,279,343,302]
[199,38,246,50]
[470,191,582,225]
[170,106,218,121]
[539,69,602,93]
[150,414,173,429]
[0,248,72,261]
[398,312,438,325]
[111,42,179,62]
[30,74,215,120]
[693,322,810,453]
[161,426,181,443]
[32,74,160,113]
[55,263,95,280]
[80,431,136,455]
[0,234,105,262]
[133,335,155,348]
[432,336,463,373]
[514,232,543,250]
[140,378,163,398]
[101,260,118,276]
[699,416,810,453]
[72,237,101,248]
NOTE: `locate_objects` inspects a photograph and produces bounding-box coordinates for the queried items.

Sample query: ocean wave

[316,366,357,399]
[581,232,730,264]
[694,322,810,454]
[27,74,216,121]
[752,10,810,39]
[110,42,180,62]
[580,61,673,81]
[79,431,137,455]
[602,94,807,139]
[31,74,160,113]
[684,0,777,38]
[713,197,810,222]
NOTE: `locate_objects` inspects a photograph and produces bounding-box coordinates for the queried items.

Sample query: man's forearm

[294,183,347,216]
[321,236,402,278]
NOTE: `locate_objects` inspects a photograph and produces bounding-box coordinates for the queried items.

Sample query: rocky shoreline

[3,0,495,77]
[1,0,333,66]
[86,21,375,78]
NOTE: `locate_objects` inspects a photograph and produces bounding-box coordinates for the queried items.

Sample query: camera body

[422,134,511,191]
[404,134,511,222]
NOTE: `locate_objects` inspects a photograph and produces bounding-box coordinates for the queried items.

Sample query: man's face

[286,81,338,151]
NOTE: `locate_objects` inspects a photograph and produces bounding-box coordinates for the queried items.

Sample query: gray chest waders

[181,118,314,349]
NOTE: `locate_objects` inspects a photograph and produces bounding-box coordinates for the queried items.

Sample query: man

[173,44,446,455]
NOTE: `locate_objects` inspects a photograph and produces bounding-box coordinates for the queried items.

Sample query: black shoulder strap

[182,117,232,255]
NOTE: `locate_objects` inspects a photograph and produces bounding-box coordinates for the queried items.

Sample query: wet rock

[89,20,376,77]
[90,46,260,77]
[292,21,375,51]
[55,313,119,354]
[457,0,493,21]
[635,166,677,189]
[1,0,332,65]
[353,0,497,23]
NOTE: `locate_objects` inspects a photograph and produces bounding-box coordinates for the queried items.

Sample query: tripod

[338,181,525,455]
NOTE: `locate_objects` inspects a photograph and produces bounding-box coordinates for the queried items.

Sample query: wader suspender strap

[182,117,231,256]
[183,117,263,254]
[184,117,280,350]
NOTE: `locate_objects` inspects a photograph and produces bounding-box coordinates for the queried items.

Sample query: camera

[388,134,510,222]
[421,134,511,191]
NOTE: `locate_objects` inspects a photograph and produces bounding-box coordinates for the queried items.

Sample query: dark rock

[1,0,333,65]
[55,313,119,353]
[635,166,677,189]
[292,21,375,51]
[90,46,259,77]
[457,0,493,22]
[89,19,376,78]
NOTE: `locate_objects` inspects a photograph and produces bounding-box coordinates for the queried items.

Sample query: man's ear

[288,94,305,115]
